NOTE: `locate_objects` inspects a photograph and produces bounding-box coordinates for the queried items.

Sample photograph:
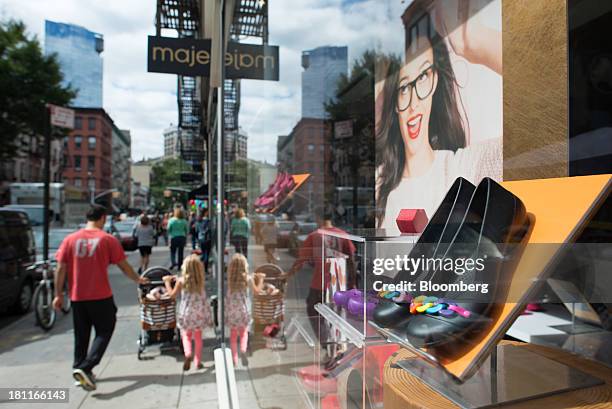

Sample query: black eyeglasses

[396,64,435,112]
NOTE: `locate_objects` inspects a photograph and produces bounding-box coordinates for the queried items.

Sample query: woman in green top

[168,207,189,269]
[230,208,251,258]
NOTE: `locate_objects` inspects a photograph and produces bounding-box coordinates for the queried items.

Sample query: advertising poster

[375,0,503,233]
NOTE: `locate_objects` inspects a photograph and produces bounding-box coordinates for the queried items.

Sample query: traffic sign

[48,104,75,129]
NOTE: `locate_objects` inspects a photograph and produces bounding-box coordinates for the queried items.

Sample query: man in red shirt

[52,205,148,391]
[287,210,356,341]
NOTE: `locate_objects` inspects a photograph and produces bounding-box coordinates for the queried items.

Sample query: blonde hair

[228,253,249,292]
[181,254,205,293]
[235,208,245,219]
[174,208,184,219]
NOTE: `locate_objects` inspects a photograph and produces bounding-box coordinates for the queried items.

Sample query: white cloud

[1,0,408,163]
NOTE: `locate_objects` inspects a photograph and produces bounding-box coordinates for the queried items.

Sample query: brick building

[287,118,331,215]
[62,108,114,206]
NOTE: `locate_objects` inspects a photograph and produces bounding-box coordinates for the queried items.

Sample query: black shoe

[240,352,249,367]
[403,178,530,348]
[72,369,96,391]
[372,177,476,328]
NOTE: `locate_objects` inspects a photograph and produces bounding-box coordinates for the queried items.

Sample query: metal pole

[217,0,226,347]
[43,107,51,262]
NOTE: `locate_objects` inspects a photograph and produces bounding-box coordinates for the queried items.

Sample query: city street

[0,242,315,409]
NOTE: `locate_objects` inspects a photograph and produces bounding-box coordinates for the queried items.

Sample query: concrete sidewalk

[0,242,316,409]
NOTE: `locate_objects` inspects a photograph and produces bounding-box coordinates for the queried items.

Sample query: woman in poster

[376,0,503,232]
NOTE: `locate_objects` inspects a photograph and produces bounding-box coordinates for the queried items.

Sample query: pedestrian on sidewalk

[286,209,356,343]
[133,214,155,273]
[52,204,148,391]
[168,208,189,270]
[230,208,251,258]
[225,253,262,367]
[163,254,213,370]
[189,211,198,250]
[195,209,212,274]
[261,219,280,264]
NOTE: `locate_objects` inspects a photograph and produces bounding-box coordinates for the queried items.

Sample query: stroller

[252,264,288,350]
[137,266,181,360]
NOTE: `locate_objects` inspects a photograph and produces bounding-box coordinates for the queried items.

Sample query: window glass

[74,155,81,170]
[74,135,82,149]
[88,155,95,171]
[74,116,82,129]
[88,135,96,149]
[88,117,96,130]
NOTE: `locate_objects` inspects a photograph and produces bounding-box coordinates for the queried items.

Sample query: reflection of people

[376,3,502,232]
[287,210,356,343]
[261,219,280,264]
[230,208,251,258]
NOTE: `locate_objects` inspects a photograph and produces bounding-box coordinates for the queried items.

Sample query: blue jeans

[170,236,186,269]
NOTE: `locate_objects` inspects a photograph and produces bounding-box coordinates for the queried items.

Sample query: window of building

[88,178,95,190]
[74,155,81,171]
[63,136,69,148]
[74,135,82,149]
[88,135,96,150]
[308,144,315,152]
[74,178,82,188]
[88,156,95,171]
[88,117,96,130]
[75,116,82,129]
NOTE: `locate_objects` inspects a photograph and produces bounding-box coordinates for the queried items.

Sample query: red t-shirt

[56,228,127,301]
[297,227,356,290]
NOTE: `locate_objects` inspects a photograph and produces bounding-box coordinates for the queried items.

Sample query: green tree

[149,158,189,210]
[0,20,75,160]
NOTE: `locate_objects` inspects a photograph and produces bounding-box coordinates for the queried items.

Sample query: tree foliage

[0,19,75,159]
[149,158,188,209]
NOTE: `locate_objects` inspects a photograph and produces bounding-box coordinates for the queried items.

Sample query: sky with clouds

[0,0,406,163]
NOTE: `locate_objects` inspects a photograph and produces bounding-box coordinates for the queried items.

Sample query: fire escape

[155,0,204,176]
[154,0,269,182]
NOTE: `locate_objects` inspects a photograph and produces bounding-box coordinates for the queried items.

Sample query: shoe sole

[72,370,96,391]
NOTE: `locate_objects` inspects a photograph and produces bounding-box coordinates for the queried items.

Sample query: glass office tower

[45,20,104,108]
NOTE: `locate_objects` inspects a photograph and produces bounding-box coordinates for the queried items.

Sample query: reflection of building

[288,118,331,214]
[163,126,181,158]
[247,159,277,208]
[130,182,149,209]
[277,135,294,173]
[301,46,348,119]
[112,128,131,209]
[44,20,104,108]
[61,108,115,206]
[225,128,248,164]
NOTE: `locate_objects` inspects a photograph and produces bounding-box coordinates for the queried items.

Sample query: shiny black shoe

[403,178,531,348]
[372,177,476,328]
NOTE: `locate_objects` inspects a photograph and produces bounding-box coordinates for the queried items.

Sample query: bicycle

[29,260,71,330]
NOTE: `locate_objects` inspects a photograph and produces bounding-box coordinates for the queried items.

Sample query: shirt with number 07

[55,228,127,301]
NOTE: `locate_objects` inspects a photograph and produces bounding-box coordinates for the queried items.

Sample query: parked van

[0,209,36,313]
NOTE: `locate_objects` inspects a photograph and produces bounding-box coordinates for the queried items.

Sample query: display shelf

[314,303,385,348]
[286,316,319,349]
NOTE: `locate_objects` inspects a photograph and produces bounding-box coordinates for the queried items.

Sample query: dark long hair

[376,28,467,227]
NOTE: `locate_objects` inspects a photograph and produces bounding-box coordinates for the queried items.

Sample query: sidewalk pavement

[0,242,317,409]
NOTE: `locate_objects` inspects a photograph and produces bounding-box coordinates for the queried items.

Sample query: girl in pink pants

[225,254,263,366]
[164,254,213,370]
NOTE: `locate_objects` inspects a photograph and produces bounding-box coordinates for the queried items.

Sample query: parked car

[33,227,76,264]
[0,209,36,313]
[276,221,297,248]
[108,221,138,252]
[288,222,318,256]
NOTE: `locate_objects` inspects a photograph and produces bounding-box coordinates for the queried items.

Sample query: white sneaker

[72,369,96,391]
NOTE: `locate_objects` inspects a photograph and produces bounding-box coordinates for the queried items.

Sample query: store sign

[334,120,353,139]
[48,104,74,129]
[147,36,279,81]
